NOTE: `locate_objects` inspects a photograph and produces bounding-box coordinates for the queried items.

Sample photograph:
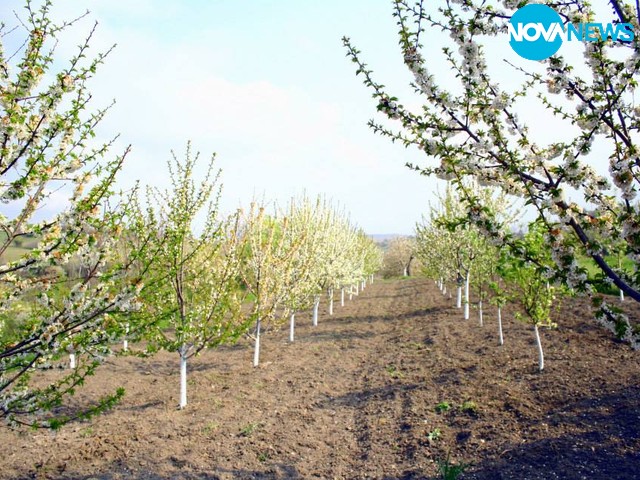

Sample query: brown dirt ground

[2,277,640,480]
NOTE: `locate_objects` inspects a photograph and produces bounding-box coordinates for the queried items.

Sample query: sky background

[2,0,445,235]
[0,1,614,234]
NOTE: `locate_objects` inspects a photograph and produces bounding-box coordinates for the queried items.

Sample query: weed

[239,421,261,437]
[435,401,452,413]
[461,400,478,415]
[427,428,442,442]
[257,451,270,462]
[437,452,470,480]
[386,364,403,378]
[202,421,219,436]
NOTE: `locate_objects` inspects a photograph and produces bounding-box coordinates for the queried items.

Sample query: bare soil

[2,277,639,479]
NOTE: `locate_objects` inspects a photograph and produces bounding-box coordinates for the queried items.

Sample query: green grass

[435,401,452,414]
[0,246,31,264]
[0,231,39,264]
[577,254,634,295]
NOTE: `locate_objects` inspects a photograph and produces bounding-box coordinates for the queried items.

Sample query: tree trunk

[370,274,374,283]
[442,284,447,296]
[498,306,504,346]
[478,300,483,326]
[456,286,462,308]
[464,270,470,320]
[620,288,625,302]
[69,353,76,369]
[179,348,188,408]
[123,323,130,352]
[253,319,262,367]
[328,289,334,315]
[403,266,408,277]
[340,287,345,307]
[312,296,320,326]
[289,312,295,343]
[534,324,544,372]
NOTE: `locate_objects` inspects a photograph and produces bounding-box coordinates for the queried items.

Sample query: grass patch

[435,401,452,414]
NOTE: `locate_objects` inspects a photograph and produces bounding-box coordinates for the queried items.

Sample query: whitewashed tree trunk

[69,353,76,369]
[498,306,504,346]
[312,296,320,326]
[361,280,365,290]
[478,300,483,326]
[456,286,462,308]
[403,267,408,277]
[620,289,625,302]
[370,274,374,283]
[289,312,295,342]
[534,324,544,371]
[355,282,359,295]
[179,347,188,408]
[349,288,353,301]
[340,287,345,307]
[464,270,470,320]
[328,289,334,315]
[253,319,262,367]
[123,323,129,352]
[442,284,447,296]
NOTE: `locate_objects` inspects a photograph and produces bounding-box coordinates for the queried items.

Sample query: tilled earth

[2,277,640,479]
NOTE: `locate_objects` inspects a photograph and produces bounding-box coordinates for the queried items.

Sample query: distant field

[0,246,31,264]
[577,254,635,295]
[0,232,39,264]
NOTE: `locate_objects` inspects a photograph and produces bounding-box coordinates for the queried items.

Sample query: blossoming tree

[382,236,417,278]
[0,2,148,427]
[133,144,250,409]
[344,0,640,348]
[241,202,303,367]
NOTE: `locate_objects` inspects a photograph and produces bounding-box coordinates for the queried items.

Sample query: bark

[534,323,544,372]
[340,287,345,307]
[464,270,470,320]
[328,289,334,315]
[180,348,188,408]
[498,306,504,346]
[253,319,262,367]
[312,296,320,326]
[478,300,483,327]
[289,312,295,343]
[123,323,129,352]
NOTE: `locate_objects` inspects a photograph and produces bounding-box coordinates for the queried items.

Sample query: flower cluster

[345,0,640,348]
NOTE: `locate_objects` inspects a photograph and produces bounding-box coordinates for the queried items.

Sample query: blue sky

[2,0,444,235]
[2,1,609,234]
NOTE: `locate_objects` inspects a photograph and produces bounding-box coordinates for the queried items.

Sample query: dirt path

[2,278,639,479]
